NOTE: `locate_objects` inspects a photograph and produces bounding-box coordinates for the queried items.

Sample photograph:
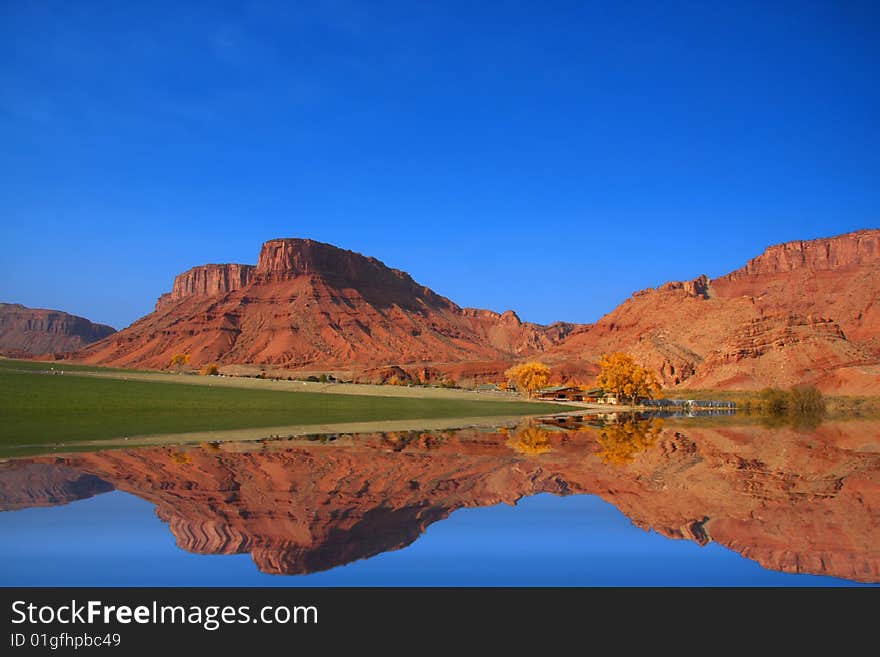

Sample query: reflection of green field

[0,370,565,447]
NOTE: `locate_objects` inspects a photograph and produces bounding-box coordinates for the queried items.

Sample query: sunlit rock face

[2,418,877,582]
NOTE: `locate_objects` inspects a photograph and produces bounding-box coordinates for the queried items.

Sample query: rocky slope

[76,238,576,372]
[1,419,877,582]
[0,303,116,356]
[546,229,880,392]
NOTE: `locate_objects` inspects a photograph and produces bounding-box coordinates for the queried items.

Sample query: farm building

[581,388,619,404]
[534,385,584,401]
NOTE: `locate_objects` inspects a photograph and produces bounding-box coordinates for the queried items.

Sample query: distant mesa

[0,302,115,357]
[71,229,880,394]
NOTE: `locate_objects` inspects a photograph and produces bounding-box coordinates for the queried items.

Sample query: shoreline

[0,410,590,459]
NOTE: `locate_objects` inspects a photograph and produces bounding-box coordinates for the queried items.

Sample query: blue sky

[1,1,878,329]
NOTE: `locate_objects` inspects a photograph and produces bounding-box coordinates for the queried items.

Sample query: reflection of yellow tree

[170,450,192,465]
[597,418,663,465]
[506,425,553,456]
[381,431,418,451]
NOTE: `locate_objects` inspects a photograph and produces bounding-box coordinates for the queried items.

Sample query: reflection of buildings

[0,419,878,582]
[642,399,736,416]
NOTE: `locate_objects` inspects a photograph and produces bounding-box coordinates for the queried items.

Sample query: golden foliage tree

[169,353,190,372]
[505,362,551,399]
[200,363,220,376]
[597,418,663,466]
[596,353,660,404]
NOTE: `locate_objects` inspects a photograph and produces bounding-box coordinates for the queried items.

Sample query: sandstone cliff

[155,264,255,311]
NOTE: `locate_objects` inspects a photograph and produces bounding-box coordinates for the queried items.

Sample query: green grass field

[0,358,135,373]
[0,369,566,447]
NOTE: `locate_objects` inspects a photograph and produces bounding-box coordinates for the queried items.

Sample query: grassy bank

[0,369,569,447]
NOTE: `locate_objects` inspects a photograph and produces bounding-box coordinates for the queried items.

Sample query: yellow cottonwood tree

[169,353,190,372]
[505,362,551,398]
[596,353,660,404]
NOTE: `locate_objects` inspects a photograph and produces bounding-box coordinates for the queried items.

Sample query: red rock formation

[75,238,576,370]
[155,264,255,311]
[546,229,880,392]
[72,230,880,392]
[727,230,879,276]
[0,303,116,356]
[3,419,877,582]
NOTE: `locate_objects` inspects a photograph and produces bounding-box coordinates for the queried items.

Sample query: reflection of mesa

[1,418,877,582]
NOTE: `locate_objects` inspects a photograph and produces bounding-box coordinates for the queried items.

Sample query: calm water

[1,415,877,586]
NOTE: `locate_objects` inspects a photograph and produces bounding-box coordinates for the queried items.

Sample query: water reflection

[597,417,663,465]
[505,425,554,455]
[0,415,877,583]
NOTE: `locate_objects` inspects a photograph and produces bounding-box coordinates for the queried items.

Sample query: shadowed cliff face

[1,419,877,582]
